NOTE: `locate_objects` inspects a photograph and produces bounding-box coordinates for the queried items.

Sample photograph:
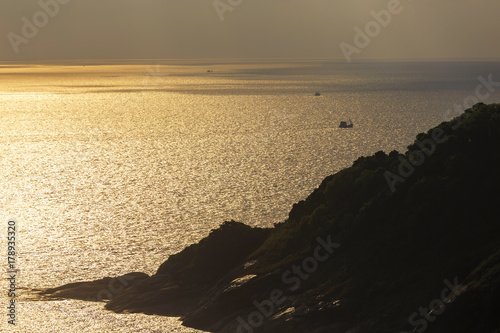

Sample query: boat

[339,119,353,128]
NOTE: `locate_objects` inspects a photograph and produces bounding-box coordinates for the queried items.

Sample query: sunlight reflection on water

[1,60,500,332]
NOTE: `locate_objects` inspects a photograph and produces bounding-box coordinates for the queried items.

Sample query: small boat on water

[339,119,353,128]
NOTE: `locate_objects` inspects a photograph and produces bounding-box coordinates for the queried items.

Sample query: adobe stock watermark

[6,220,18,326]
[442,74,500,122]
[213,0,244,21]
[340,0,412,63]
[401,277,464,333]
[384,74,500,192]
[85,275,137,302]
[236,235,340,333]
[7,0,72,54]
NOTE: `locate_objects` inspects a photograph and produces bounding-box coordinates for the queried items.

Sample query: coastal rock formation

[39,272,149,302]
[43,103,500,332]
[105,221,271,316]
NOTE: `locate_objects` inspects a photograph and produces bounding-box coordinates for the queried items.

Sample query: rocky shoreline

[42,104,500,332]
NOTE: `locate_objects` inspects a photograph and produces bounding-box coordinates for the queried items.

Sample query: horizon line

[2,57,500,65]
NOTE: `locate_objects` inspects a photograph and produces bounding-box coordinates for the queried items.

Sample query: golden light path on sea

[2,59,491,332]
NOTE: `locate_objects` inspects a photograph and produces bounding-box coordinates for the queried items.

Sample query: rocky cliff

[42,103,500,333]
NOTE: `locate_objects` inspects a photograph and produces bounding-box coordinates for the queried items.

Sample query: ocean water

[1,59,500,332]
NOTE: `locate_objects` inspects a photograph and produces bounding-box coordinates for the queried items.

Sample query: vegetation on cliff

[44,103,500,332]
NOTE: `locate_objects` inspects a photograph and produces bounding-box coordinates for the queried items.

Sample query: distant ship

[339,119,353,128]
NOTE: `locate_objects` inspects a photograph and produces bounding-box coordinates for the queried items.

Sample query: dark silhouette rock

[43,103,500,332]
[39,272,149,301]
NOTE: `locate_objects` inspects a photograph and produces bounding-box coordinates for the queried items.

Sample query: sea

[1,59,500,332]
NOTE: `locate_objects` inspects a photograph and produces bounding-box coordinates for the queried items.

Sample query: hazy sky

[1,0,499,61]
